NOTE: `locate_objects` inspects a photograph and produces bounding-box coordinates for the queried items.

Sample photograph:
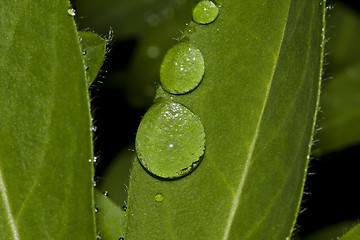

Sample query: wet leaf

[0,1,95,239]
[125,0,326,239]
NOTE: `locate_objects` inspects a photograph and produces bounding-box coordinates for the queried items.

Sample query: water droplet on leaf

[192,0,219,24]
[95,207,98,213]
[135,100,205,179]
[103,191,108,196]
[155,193,164,202]
[160,42,204,94]
[67,8,76,16]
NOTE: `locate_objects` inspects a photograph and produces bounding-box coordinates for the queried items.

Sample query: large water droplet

[155,193,164,202]
[160,42,204,94]
[135,100,205,179]
[192,0,219,24]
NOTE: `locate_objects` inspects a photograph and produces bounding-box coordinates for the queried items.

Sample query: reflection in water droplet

[160,42,204,94]
[67,8,76,16]
[82,50,86,55]
[95,207,98,213]
[155,193,164,202]
[146,46,160,59]
[135,100,205,179]
[192,0,219,25]
[103,191,108,196]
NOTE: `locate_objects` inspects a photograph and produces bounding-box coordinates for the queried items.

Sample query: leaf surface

[95,189,125,240]
[314,3,360,155]
[339,223,360,240]
[125,0,326,239]
[0,1,95,239]
[79,31,107,87]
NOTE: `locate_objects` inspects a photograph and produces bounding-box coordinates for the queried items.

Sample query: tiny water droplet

[160,42,204,94]
[90,125,97,132]
[85,66,89,71]
[88,159,92,163]
[95,207,98,213]
[192,0,219,25]
[103,191,108,196]
[119,237,124,240]
[93,157,98,163]
[155,193,164,202]
[122,205,127,212]
[135,100,205,179]
[93,182,97,187]
[67,8,76,16]
[82,50,86,55]
[97,233,102,239]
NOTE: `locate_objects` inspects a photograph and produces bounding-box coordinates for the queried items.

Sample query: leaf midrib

[221,2,291,238]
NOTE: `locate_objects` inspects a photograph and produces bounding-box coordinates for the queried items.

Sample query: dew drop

[67,8,76,16]
[135,100,205,179]
[95,207,98,213]
[85,66,89,71]
[192,0,219,25]
[103,191,108,196]
[160,42,204,94]
[119,238,124,240]
[155,193,164,202]
[82,50,86,55]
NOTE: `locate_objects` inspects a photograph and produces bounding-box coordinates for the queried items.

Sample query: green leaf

[313,2,360,155]
[302,220,357,240]
[339,222,360,240]
[98,147,134,207]
[0,1,95,239]
[79,31,107,87]
[125,0,326,239]
[95,189,125,240]
[315,61,360,155]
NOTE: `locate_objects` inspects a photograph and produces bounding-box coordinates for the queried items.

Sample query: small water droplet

[67,8,76,16]
[93,181,97,187]
[146,46,160,59]
[95,207,98,213]
[90,125,97,132]
[85,66,89,71]
[192,0,219,24]
[103,191,108,196]
[88,159,92,163]
[97,233,102,239]
[135,100,205,179]
[82,50,86,55]
[93,156,98,163]
[155,193,164,202]
[160,42,204,94]
[119,237,124,240]
[122,205,127,212]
